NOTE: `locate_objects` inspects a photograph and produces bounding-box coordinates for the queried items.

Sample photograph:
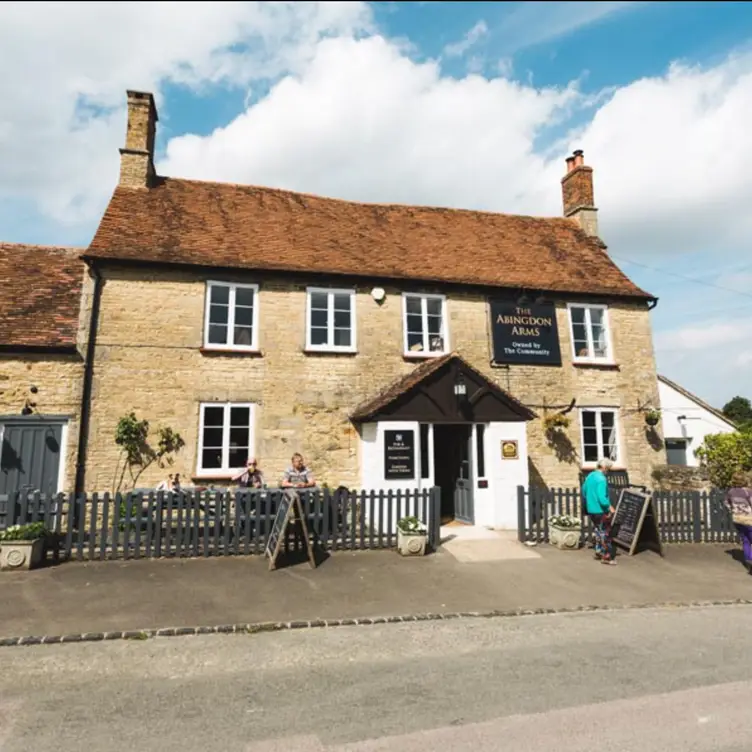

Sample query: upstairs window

[568,304,611,362]
[306,288,356,352]
[403,293,448,356]
[204,281,259,350]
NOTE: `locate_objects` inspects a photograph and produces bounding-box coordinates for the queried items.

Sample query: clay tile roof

[0,243,84,350]
[350,352,536,421]
[87,178,653,299]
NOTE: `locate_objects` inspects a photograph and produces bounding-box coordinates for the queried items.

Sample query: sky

[0,1,751,409]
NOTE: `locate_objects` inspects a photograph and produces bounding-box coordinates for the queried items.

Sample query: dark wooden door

[453,425,474,523]
[0,422,62,497]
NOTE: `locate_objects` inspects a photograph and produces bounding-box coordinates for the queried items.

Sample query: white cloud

[0,1,371,225]
[494,1,643,55]
[2,0,752,404]
[161,35,578,212]
[570,53,752,259]
[160,36,752,265]
[443,20,488,58]
[655,316,752,405]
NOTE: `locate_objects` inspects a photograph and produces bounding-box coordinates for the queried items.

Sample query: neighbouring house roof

[86,178,654,300]
[350,352,537,422]
[658,374,737,429]
[0,243,84,350]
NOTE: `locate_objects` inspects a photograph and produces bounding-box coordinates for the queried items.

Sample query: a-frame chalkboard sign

[611,486,663,557]
[265,490,316,571]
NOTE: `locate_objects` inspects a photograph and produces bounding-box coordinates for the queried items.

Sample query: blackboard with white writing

[384,430,415,480]
[265,491,316,571]
[489,300,562,366]
[612,487,663,557]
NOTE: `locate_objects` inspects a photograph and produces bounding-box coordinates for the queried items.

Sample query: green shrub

[695,431,752,489]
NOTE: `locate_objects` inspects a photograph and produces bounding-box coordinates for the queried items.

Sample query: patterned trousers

[591,514,615,562]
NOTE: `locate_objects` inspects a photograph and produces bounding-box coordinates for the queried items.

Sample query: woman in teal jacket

[583,458,617,565]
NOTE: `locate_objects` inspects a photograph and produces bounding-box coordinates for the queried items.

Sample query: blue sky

[1,1,751,407]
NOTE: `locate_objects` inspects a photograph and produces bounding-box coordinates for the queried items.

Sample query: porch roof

[350,353,536,423]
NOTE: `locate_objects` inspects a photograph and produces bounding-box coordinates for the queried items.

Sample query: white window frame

[305,287,357,353]
[203,281,260,352]
[196,402,256,477]
[579,407,622,468]
[567,303,613,364]
[401,292,449,357]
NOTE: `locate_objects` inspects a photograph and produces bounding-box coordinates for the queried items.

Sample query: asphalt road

[0,606,750,751]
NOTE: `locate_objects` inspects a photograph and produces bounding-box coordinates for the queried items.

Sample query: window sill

[403,351,448,361]
[580,464,627,471]
[303,348,358,356]
[572,360,619,370]
[200,347,263,357]
[191,473,241,482]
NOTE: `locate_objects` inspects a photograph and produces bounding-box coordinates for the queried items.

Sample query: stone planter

[549,524,581,551]
[0,539,45,571]
[397,529,427,557]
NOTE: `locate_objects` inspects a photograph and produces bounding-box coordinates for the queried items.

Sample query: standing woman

[725,470,752,574]
[583,458,617,566]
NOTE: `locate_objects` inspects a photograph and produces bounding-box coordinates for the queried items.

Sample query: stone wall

[82,265,666,492]
[651,464,712,491]
[0,354,84,491]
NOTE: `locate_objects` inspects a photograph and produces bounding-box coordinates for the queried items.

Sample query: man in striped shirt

[281,453,316,489]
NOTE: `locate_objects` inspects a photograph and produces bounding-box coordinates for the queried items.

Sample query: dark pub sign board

[612,487,664,557]
[384,430,415,480]
[489,300,562,366]
[265,490,316,571]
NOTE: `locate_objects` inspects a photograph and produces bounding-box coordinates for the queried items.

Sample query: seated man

[281,453,315,489]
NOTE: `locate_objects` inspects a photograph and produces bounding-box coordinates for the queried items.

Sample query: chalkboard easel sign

[612,486,663,557]
[265,490,316,571]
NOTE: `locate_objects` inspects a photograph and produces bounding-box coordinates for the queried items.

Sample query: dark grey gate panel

[454,426,474,524]
[0,422,63,496]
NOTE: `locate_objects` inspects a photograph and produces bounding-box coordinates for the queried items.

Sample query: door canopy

[350,353,536,424]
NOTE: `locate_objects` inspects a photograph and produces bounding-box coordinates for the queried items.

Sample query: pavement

[0,538,750,639]
[0,605,751,750]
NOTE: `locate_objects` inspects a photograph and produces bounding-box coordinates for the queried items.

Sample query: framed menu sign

[384,430,415,480]
[489,299,562,366]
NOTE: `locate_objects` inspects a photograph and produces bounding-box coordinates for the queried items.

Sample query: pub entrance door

[433,424,474,524]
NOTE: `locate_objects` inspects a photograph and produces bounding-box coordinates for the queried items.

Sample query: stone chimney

[561,149,598,237]
[119,90,158,188]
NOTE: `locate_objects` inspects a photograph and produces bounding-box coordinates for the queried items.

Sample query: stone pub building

[0,90,665,530]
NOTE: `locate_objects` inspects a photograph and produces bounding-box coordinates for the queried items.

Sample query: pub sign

[384,430,415,480]
[489,299,562,366]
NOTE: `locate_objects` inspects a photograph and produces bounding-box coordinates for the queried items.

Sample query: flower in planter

[549,514,582,529]
[397,515,427,535]
[0,522,49,542]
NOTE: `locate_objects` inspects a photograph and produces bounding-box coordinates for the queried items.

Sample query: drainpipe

[74,262,103,497]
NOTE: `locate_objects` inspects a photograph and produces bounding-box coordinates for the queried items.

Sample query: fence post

[429,486,441,551]
[517,486,526,542]
[691,491,702,543]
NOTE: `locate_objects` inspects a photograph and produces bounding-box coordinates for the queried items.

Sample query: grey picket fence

[0,487,442,562]
[517,485,736,545]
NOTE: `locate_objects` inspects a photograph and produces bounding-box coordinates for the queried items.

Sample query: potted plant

[644,408,661,427]
[396,515,428,557]
[548,514,582,550]
[544,413,570,432]
[0,522,48,570]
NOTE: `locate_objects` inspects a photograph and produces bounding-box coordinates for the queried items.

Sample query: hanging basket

[644,410,661,427]
[544,413,570,431]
